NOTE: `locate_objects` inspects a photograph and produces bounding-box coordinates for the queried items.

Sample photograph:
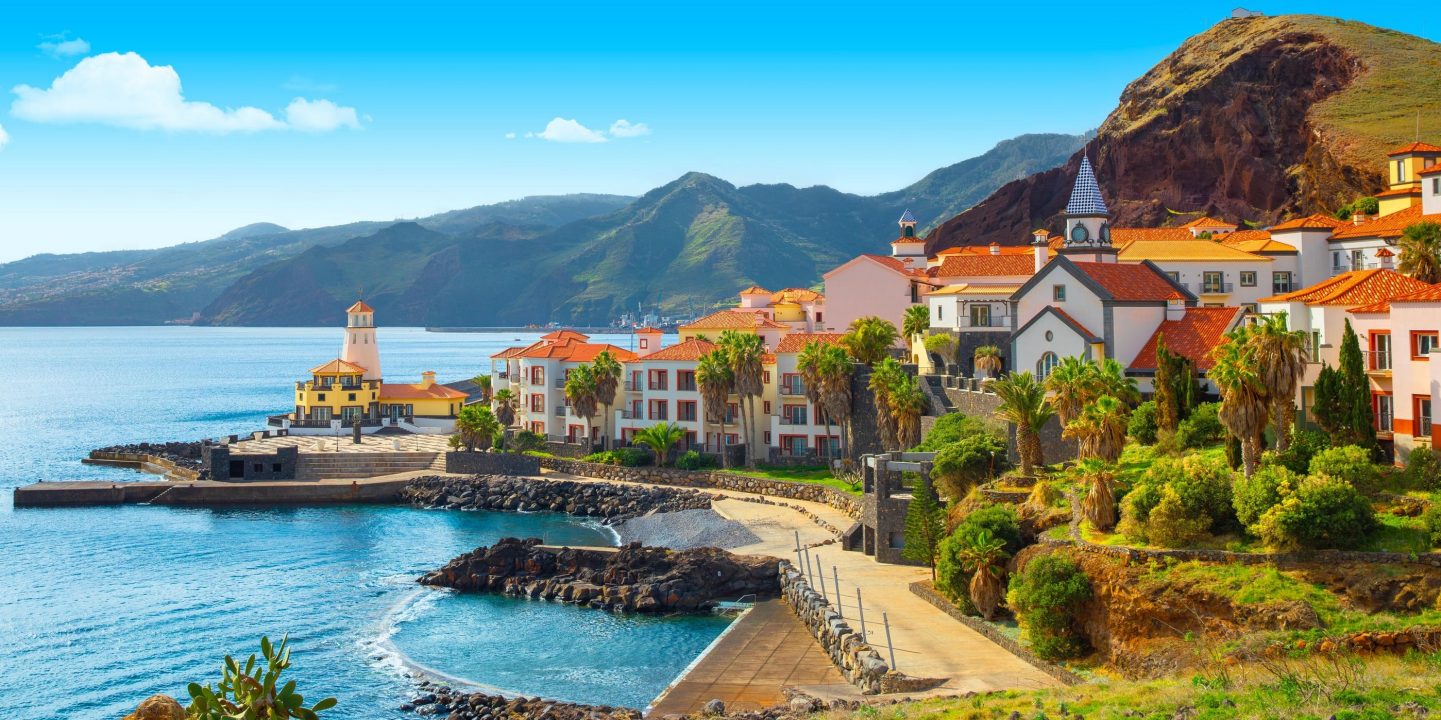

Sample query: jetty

[13,475,415,508]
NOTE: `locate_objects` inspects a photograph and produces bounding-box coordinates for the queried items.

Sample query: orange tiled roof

[1181,216,1237,230]
[1420,166,1441,176]
[640,338,717,361]
[490,345,527,360]
[1348,283,1441,314]
[1388,141,1441,156]
[1116,239,1269,262]
[858,254,930,277]
[346,300,375,313]
[681,309,789,331]
[1272,214,1347,231]
[635,326,664,334]
[774,332,846,353]
[1217,229,1298,254]
[310,358,367,375]
[540,329,591,342]
[1072,261,1187,302]
[1375,187,1421,198]
[1331,205,1436,240]
[769,287,823,303]
[1129,307,1246,372]
[936,245,1035,257]
[932,253,1036,278]
[380,382,469,400]
[1111,228,1193,243]
[739,285,772,295]
[516,339,638,362]
[1259,269,1433,306]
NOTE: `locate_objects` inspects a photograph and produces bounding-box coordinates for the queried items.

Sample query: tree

[492,389,517,427]
[992,371,1055,475]
[591,350,623,449]
[973,344,1003,379]
[1310,363,1346,436]
[957,529,1010,620]
[720,330,766,466]
[455,405,500,451]
[818,345,855,459]
[186,636,337,720]
[1210,332,1269,476]
[840,316,900,366]
[634,422,685,467]
[1043,356,1095,427]
[1077,459,1117,531]
[1064,395,1130,462]
[903,305,930,361]
[1248,312,1309,451]
[1153,334,1197,433]
[901,474,945,578]
[798,341,831,452]
[924,333,956,369]
[1339,319,1376,449]
[889,372,926,450]
[930,431,1006,500]
[563,364,599,445]
[1006,554,1092,661]
[869,358,904,450]
[471,374,493,403]
[696,350,734,467]
[1398,221,1441,283]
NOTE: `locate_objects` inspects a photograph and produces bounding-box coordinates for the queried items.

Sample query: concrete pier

[13,475,416,508]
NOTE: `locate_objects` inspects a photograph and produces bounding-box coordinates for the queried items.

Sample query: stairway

[294,452,442,480]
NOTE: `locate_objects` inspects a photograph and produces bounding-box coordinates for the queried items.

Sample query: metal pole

[794,530,801,556]
[803,548,813,587]
[882,612,897,670]
[814,553,827,602]
[832,566,843,619]
[856,587,867,642]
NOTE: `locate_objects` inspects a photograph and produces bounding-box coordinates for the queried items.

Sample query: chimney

[1031,230,1050,274]
[421,371,436,388]
[989,242,1000,256]
[1165,299,1185,322]
[1377,247,1395,270]
[1353,214,1370,226]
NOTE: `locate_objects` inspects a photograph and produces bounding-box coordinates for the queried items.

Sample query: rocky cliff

[927,15,1441,250]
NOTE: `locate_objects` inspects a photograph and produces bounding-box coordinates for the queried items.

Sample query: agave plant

[186,636,337,720]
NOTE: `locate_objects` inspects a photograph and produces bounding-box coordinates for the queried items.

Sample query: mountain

[925,15,1441,251]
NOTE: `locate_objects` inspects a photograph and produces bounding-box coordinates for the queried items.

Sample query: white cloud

[11,52,362,135]
[39,34,90,58]
[608,119,650,138]
[0,123,9,151]
[504,132,517,139]
[284,98,360,132]
[522,117,651,143]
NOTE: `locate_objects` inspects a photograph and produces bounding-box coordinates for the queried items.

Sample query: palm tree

[492,389,517,427]
[992,371,1054,475]
[591,350,623,449]
[1094,358,1139,406]
[1044,356,1096,427]
[471,374,493,403]
[869,358,904,451]
[818,345,855,459]
[903,305,930,362]
[1064,395,1129,462]
[454,405,501,452]
[696,349,734,467]
[797,341,832,456]
[720,330,766,466]
[840,316,900,366]
[1398,221,1441,283]
[888,372,926,450]
[973,345,1003,379]
[1210,333,1270,477]
[635,422,685,467]
[1247,312,1308,451]
[1076,458,1117,531]
[958,529,1010,621]
[563,365,599,445]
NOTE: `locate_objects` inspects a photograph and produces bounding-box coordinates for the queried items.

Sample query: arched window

[1037,352,1059,379]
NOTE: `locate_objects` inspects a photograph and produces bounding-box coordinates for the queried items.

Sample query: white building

[1348,285,1441,462]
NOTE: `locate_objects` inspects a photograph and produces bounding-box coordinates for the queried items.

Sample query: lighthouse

[340,300,382,381]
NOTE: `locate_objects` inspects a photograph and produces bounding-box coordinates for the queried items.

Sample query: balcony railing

[620,409,640,419]
[780,383,806,397]
[1200,282,1234,294]
[779,414,810,426]
[1366,349,1393,372]
[1334,261,1380,275]
[296,379,379,392]
[677,381,697,392]
[554,406,566,417]
[624,380,640,391]
[554,378,566,389]
[957,315,1009,328]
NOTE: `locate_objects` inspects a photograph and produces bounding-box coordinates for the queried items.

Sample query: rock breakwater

[402,475,712,521]
[419,538,779,612]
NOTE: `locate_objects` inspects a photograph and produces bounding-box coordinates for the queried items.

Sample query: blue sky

[0,1,1434,262]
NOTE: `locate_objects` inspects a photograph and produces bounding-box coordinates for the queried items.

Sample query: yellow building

[1378,142,1441,216]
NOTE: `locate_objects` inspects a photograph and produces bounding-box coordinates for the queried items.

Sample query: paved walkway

[231,434,452,454]
[542,468,1060,695]
[649,599,846,716]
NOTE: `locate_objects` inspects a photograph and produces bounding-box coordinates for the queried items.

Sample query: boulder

[123,695,186,720]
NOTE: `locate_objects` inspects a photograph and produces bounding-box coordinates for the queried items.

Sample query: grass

[815,650,1441,720]
[724,464,861,496]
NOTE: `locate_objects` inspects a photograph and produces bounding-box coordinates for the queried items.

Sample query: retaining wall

[445,451,541,476]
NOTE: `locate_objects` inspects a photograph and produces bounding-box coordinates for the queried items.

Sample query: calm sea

[0,327,726,719]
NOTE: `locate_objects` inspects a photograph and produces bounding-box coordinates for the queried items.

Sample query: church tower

[340,300,382,381]
[890,209,926,261]
[1058,155,1117,263]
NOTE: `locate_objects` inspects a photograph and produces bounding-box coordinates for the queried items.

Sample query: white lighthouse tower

[340,300,382,381]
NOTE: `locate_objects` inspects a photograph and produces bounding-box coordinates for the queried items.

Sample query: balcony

[956,315,1009,329]
[778,414,810,426]
[554,378,567,389]
[780,382,806,397]
[624,380,641,392]
[1334,261,1380,275]
[620,409,640,419]
[296,379,379,392]
[1200,282,1234,295]
[1366,349,1393,374]
[554,406,566,417]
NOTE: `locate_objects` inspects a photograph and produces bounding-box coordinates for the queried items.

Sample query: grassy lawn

[725,464,861,496]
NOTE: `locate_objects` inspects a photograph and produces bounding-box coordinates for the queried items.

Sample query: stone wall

[908,581,1081,686]
[846,364,883,459]
[536,457,861,518]
[543,440,593,458]
[952,331,1010,378]
[403,475,712,520]
[942,386,1077,466]
[203,445,298,482]
[445,451,541,476]
[779,561,942,695]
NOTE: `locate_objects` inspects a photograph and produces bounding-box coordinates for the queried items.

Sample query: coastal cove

[0,327,735,719]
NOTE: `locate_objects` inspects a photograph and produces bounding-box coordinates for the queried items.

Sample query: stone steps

[295,452,441,480]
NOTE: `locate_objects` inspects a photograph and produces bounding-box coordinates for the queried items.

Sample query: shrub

[952,504,1023,555]
[1007,553,1092,660]
[1309,445,1380,495]
[935,533,978,613]
[1255,475,1378,551]
[1117,481,1162,543]
[187,635,336,720]
[1128,400,1159,445]
[1423,505,1441,548]
[1403,448,1441,491]
[1146,487,1212,548]
[582,448,652,466]
[930,432,1007,500]
[512,430,546,453]
[1176,402,1225,449]
[674,450,711,471]
[914,412,998,451]
[1233,463,1300,528]
[1263,429,1330,474]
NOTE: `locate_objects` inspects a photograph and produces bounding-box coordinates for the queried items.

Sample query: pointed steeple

[1064,155,1108,216]
[898,209,918,238]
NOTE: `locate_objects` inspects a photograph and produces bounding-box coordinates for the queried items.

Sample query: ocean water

[0,326,725,719]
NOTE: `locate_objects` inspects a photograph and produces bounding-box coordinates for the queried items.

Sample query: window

[911,283,920,303]
[1037,352,1059,379]
[1052,285,1066,302]
[763,371,772,384]
[1239,271,1256,287]
[638,336,651,350]
[316,393,326,401]
[530,366,545,386]
[678,370,697,392]
[1202,271,1225,293]
[1434,177,1440,195]
[530,394,545,412]
[348,393,356,401]
[1351,249,1366,271]
[1370,332,1392,371]
[1397,160,1405,184]
[783,405,808,425]
[648,369,669,390]
[816,312,823,324]
[1165,271,1180,282]
[1376,394,1394,432]
[764,431,772,445]
[781,373,804,396]
[726,403,739,424]
[1272,271,1294,294]
[1417,395,1433,437]
[648,399,668,420]
[935,305,943,322]
[1311,330,1321,359]
[1413,331,1440,359]
[969,304,991,328]
[763,400,772,414]
[678,400,697,422]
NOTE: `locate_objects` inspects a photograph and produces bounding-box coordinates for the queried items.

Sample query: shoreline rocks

[402,475,712,522]
[406,685,641,720]
[419,538,780,613]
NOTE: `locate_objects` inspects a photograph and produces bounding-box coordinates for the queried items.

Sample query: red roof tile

[516,339,637,362]
[1129,307,1246,372]
[739,285,772,295]
[346,300,375,313]
[775,332,847,353]
[769,287,824,303]
[1388,141,1441,156]
[1272,214,1347,231]
[1181,216,1237,229]
[1050,308,1099,340]
[1260,269,1433,306]
[380,382,469,400]
[310,358,367,375]
[1111,228,1193,243]
[1375,187,1421,198]
[540,329,591,342]
[1348,283,1441,313]
[932,253,1036,278]
[858,254,930,277]
[1071,261,1187,301]
[490,345,528,360]
[681,309,788,331]
[1331,206,1437,240]
[639,338,717,361]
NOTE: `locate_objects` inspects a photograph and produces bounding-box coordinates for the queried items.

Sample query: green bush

[512,430,546,453]
[1255,475,1378,551]
[952,504,1023,555]
[1128,400,1159,445]
[1118,455,1234,544]
[1423,505,1441,548]
[582,448,653,466]
[1309,445,1380,495]
[914,412,998,451]
[1007,553,1092,660]
[674,449,712,471]
[1233,463,1300,528]
[935,533,978,614]
[1176,402,1225,449]
[187,635,336,720]
[930,432,1006,500]
[1145,487,1212,548]
[1402,448,1441,491]
[1117,481,1163,543]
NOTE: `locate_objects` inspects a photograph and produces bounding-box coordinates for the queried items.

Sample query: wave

[363,587,516,698]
